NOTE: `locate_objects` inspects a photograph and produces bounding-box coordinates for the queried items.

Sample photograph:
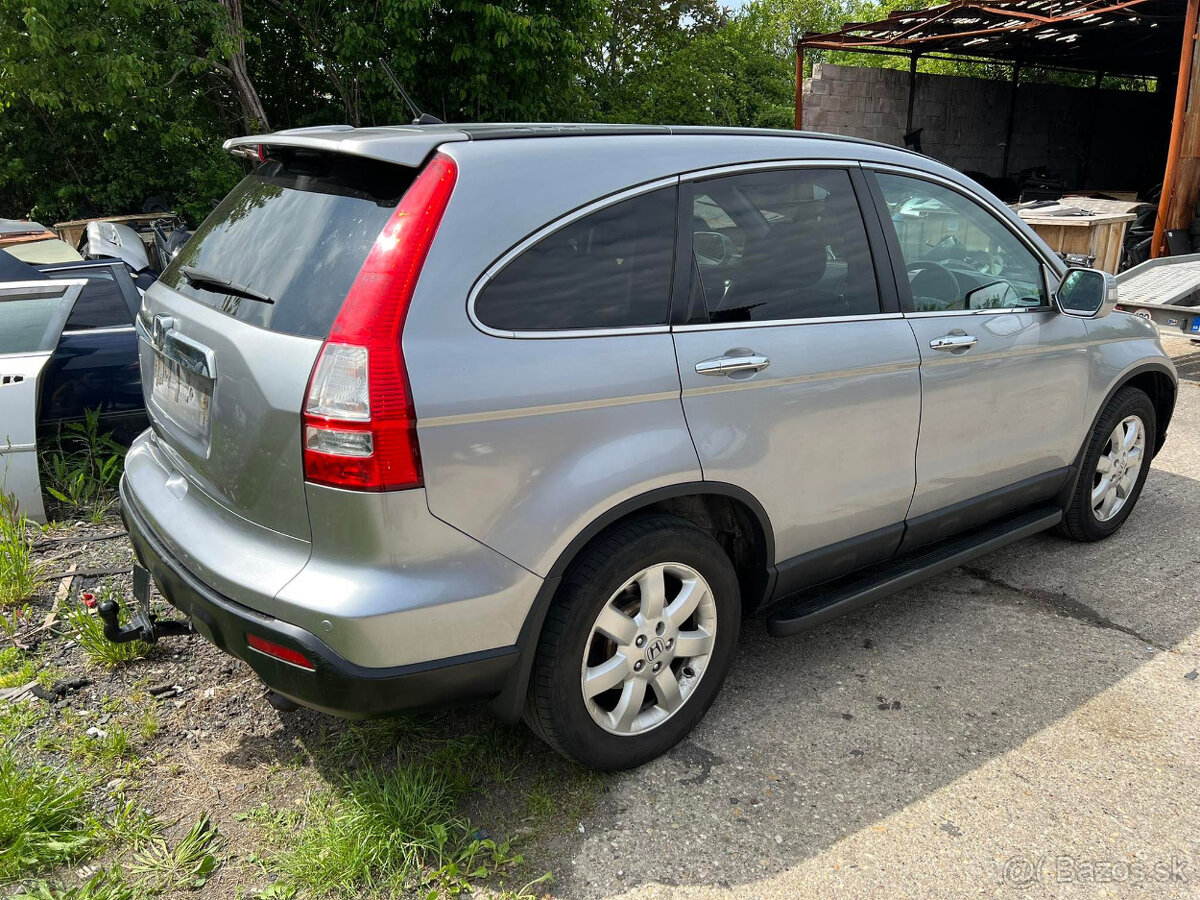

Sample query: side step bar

[766,505,1062,637]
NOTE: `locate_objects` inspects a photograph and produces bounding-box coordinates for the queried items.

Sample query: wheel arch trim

[1101,361,1177,457]
[487,481,775,722]
[1058,360,1177,508]
[545,481,776,579]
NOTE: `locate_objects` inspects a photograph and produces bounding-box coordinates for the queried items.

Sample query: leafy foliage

[1,0,900,227]
[39,410,126,523]
[0,0,602,223]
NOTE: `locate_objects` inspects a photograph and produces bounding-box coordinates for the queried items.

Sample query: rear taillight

[302,152,457,491]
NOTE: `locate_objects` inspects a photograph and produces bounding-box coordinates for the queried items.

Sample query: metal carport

[797,0,1200,257]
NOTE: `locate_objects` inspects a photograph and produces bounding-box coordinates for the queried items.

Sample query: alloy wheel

[1092,414,1146,522]
[579,562,717,736]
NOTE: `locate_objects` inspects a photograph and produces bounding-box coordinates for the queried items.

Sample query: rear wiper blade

[180,265,275,305]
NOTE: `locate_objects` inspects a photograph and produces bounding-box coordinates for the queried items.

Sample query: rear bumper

[121,489,518,718]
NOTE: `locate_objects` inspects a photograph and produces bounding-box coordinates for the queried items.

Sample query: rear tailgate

[136,292,321,540]
[134,151,420,553]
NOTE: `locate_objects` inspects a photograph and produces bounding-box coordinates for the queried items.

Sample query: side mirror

[694,231,735,266]
[1056,267,1118,318]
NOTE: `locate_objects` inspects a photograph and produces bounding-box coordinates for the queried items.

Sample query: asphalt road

[554,336,1200,899]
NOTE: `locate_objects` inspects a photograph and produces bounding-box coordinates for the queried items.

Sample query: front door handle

[929,334,978,352]
[695,353,771,376]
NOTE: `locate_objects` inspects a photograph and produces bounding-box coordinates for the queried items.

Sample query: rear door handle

[929,334,978,352]
[695,353,771,376]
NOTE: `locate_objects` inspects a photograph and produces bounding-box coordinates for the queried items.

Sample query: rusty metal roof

[800,0,1185,76]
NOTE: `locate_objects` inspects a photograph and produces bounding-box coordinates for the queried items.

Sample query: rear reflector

[245,633,316,671]
[302,152,458,491]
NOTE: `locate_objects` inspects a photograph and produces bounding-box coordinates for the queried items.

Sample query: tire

[1060,386,1156,542]
[523,514,741,770]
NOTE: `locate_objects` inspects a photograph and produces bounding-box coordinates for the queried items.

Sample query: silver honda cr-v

[115,123,1177,770]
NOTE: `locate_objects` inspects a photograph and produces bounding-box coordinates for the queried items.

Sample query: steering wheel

[906,260,961,307]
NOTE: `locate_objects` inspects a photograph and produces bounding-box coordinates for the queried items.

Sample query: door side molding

[900,467,1071,554]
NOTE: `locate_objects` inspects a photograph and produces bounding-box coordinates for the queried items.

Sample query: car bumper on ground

[120,491,520,718]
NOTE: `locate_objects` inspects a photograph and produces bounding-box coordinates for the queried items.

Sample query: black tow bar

[98,566,192,644]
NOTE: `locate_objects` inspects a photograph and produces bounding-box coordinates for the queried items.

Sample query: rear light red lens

[245,633,316,671]
[302,152,458,491]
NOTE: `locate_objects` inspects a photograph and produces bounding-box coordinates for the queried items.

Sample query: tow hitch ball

[98,567,192,644]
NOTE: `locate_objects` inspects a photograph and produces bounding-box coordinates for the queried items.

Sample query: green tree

[0,1,601,222]
[599,5,796,127]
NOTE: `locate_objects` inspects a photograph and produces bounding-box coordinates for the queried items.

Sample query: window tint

[690,168,879,323]
[159,156,414,339]
[474,186,676,332]
[42,267,134,330]
[875,173,1047,312]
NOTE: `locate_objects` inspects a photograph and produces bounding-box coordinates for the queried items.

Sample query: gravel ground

[8,338,1199,899]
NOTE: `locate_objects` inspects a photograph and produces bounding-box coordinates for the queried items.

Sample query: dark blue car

[0,252,147,442]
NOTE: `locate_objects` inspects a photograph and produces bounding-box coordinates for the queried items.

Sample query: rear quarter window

[474,185,677,333]
[159,155,414,339]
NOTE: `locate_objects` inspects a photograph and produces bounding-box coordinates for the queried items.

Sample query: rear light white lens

[305,344,370,420]
[305,425,373,457]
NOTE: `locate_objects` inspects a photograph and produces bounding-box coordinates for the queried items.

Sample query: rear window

[160,155,414,339]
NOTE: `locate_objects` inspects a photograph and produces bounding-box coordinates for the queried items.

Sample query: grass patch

[0,700,40,742]
[39,410,125,524]
[103,795,162,853]
[134,704,158,742]
[129,814,224,892]
[267,751,548,898]
[273,764,466,896]
[71,723,134,768]
[64,589,149,669]
[0,747,95,882]
[0,491,42,607]
[0,646,36,688]
[8,868,137,900]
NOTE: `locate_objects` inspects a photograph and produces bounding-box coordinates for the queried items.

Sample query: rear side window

[474,186,676,332]
[690,168,880,323]
[41,267,134,330]
[159,155,414,339]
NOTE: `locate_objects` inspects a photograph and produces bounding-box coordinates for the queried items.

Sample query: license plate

[1191,318,1200,334]
[152,353,212,437]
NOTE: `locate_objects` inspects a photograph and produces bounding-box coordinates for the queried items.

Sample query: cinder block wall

[801,62,1168,190]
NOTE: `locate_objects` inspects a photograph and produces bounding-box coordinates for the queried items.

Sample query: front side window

[690,168,880,323]
[474,186,676,332]
[875,173,1047,312]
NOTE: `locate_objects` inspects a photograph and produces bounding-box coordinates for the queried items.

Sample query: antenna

[379,60,444,125]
